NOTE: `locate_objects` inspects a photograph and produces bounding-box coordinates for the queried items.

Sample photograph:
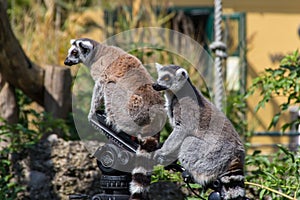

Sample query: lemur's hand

[154,150,167,165]
[88,109,95,122]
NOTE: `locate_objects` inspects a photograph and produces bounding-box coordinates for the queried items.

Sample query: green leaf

[7,182,17,188]
[259,188,266,199]
[277,144,295,163]
[281,123,291,132]
[268,113,280,129]
[262,171,277,181]
[1,160,11,165]
[252,150,262,156]
[4,174,12,182]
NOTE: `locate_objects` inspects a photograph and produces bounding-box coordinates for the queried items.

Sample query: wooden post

[44,65,72,119]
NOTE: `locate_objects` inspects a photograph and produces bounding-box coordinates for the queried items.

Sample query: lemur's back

[104,54,166,135]
[90,45,166,136]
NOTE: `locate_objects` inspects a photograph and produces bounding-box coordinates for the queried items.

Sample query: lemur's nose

[152,83,167,91]
[64,58,73,66]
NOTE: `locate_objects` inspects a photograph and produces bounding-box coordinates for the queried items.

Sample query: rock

[12,138,186,200]
[46,134,59,144]
[29,171,49,189]
[12,138,102,200]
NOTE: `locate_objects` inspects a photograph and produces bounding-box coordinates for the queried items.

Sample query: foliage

[151,165,182,183]
[0,112,69,198]
[151,165,209,199]
[243,51,300,199]
[245,145,300,199]
[0,127,24,200]
[246,50,300,131]
[0,89,71,199]
[225,90,251,141]
[16,89,71,139]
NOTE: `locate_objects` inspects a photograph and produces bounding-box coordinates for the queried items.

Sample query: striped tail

[130,136,159,200]
[209,168,246,200]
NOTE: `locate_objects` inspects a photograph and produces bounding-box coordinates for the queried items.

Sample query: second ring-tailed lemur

[152,63,246,200]
[64,38,167,200]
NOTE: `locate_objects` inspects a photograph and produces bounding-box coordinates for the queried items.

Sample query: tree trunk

[0,0,72,119]
[0,0,44,106]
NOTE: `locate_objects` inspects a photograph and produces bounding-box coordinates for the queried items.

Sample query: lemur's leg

[88,81,103,121]
[154,127,187,164]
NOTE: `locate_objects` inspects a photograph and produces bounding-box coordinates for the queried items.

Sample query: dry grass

[10,0,206,92]
[11,0,100,66]
[10,0,174,65]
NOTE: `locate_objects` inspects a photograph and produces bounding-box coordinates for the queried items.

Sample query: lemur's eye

[163,75,170,81]
[71,50,78,56]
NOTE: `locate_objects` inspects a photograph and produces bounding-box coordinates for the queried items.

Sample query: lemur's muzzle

[64,58,75,66]
[152,83,168,91]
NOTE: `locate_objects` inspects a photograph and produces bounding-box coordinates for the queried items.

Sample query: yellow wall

[171,0,300,14]
[172,0,300,132]
[246,13,300,131]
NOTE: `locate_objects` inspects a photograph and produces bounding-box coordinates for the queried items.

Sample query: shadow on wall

[246,60,285,132]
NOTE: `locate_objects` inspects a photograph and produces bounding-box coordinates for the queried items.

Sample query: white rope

[209,0,227,111]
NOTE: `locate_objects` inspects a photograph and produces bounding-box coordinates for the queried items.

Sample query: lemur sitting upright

[152,63,246,200]
[64,38,167,200]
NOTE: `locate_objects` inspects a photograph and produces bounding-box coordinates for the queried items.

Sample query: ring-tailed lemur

[152,63,246,200]
[64,38,167,200]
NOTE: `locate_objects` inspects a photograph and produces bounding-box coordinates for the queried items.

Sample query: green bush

[0,89,71,199]
[245,145,300,199]
[0,124,24,200]
[0,115,40,199]
[246,50,300,131]
[244,51,300,199]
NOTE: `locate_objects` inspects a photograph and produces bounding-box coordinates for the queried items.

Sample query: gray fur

[153,63,246,199]
[65,38,167,136]
[65,39,167,199]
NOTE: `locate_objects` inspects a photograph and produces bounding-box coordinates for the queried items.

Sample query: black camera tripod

[69,111,246,200]
[69,110,138,200]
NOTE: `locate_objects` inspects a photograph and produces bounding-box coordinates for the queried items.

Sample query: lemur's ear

[70,39,76,45]
[176,68,188,80]
[78,41,93,54]
[155,63,164,71]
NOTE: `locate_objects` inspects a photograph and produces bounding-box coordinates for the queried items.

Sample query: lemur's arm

[154,127,187,164]
[88,81,103,121]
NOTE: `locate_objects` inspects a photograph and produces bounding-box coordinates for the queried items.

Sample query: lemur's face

[152,63,188,93]
[64,39,94,66]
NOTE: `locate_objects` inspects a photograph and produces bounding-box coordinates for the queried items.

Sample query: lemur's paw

[156,155,165,165]
[88,111,94,122]
[154,151,166,165]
